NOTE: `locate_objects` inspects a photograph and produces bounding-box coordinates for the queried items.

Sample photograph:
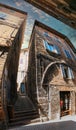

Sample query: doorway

[60,91,71,117]
[20,82,26,95]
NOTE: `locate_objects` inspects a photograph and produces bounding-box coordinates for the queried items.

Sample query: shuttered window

[64,50,72,59]
[68,67,74,79]
[43,40,60,54]
[60,65,74,79]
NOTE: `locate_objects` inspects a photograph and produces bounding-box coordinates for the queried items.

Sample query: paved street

[9,120,76,130]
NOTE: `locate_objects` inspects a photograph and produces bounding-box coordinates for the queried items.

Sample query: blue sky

[0,0,76,49]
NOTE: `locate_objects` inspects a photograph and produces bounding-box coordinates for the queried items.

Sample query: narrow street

[9,120,76,130]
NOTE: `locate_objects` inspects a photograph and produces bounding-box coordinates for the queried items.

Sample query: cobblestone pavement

[9,120,76,130]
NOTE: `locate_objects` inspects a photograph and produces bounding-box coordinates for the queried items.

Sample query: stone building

[27,21,76,121]
[0,4,27,125]
[17,48,28,93]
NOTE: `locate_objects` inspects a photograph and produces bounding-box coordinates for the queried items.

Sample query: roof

[25,0,76,29]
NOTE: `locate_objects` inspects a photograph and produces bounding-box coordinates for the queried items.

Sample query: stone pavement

[9,115,76,130]
[9,120,76,130]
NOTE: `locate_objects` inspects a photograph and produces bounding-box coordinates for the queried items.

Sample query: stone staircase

[9,95,39,127]
[0,51,39,127]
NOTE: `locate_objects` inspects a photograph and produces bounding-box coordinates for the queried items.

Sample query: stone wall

[27,32,38,107]
[71,91,75,115]
[35,29,76,120]
[50,87,60,119]
[2,20,26,105]
[28,24,76,120]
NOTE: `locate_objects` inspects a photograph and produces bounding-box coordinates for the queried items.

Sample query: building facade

[17,48,28,93]
[27,21,76,121]
[0,4,27,124]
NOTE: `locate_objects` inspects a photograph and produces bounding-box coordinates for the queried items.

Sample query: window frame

[64,49,72,59]
[60,64,74,79]
[43,40,60,54]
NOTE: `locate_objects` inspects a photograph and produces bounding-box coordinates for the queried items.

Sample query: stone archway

[41,60,66,86]
[40,61,67,120]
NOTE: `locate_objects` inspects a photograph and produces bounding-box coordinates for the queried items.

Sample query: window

[53,37,61,44]
[68,67,74,79]
[43,32,49,37]
[43,40,60,54]
[60,65,74,79]
[43,32,53,41]
[20,83,25,94]
[63,66,68,78]
[64,50,72,59]
[54,45,60,54]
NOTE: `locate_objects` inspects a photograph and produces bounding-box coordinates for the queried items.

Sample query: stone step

[15,109,37,112]
[14,110,38,118]
[10,113,38,121]
[9,107,39,127]
[9,95,39,127]
[14,96,35,112]
[14,107,32,111]
[9,119,31,127]
[9,114,39,124]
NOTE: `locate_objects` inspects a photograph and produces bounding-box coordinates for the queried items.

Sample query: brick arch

[41,60,67,86]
